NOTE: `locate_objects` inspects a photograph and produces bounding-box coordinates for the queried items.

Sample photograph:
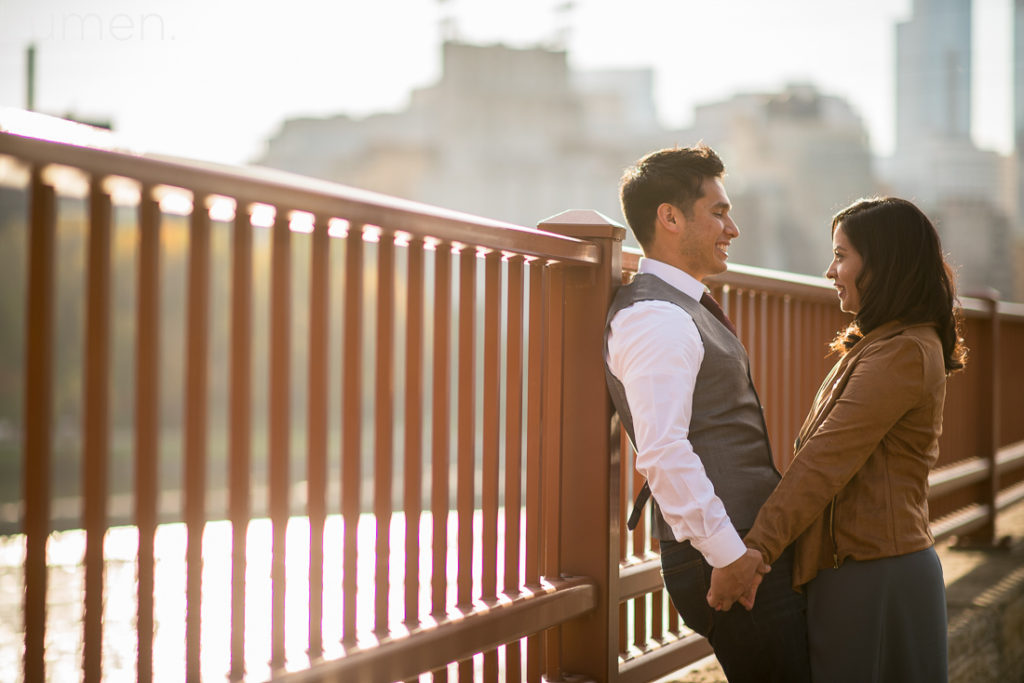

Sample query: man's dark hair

[829,196,967,373]
[618,144,725,249]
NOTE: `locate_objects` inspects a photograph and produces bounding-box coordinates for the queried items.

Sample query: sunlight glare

[362,224,382,242]
[207,196,237,222]
[248,203,275,228]
[289,210,315,233]
[155,186,193,216]
[328,217,350,238]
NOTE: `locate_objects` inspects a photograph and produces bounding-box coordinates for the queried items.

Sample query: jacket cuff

[742,531,776,565]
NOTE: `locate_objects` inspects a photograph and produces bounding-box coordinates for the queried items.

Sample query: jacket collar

[794,319,933,452]
[838,319,933,368]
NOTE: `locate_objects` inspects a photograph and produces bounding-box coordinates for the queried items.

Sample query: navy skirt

[806,546,948,683]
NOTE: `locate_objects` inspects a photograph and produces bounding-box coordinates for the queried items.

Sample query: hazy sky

[0,0,1014,165]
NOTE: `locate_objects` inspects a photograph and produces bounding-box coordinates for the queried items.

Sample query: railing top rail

[0,110,599,264]
[708,262,836,301]
[624,246,837,302]
[994,299,1024,321]
[625,246,1024,314]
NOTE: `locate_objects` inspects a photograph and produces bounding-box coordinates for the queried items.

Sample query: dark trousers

[660,539,811,683]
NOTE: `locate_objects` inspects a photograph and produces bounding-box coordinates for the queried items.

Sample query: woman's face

[826,223,864,314]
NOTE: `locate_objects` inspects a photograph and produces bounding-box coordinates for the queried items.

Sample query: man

[604,145,810,682]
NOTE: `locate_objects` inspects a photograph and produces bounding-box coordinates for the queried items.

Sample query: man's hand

[706,548,770,612]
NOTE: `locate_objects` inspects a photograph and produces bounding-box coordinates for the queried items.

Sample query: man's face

[675,177,739,282]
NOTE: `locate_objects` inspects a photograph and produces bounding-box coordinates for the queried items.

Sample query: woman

[742,197,967,682]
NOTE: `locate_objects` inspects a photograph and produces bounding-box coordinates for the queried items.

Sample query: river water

[0,510,528,681]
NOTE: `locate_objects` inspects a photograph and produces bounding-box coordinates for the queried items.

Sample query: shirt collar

[638,257,706,302]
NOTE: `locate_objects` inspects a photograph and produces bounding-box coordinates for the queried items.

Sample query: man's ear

[656,202,683,234]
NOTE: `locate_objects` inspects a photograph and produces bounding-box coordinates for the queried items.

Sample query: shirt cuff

[742,529,777,566]
[690,526,747,568]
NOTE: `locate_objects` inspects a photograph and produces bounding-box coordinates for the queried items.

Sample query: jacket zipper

[829,497,839,568]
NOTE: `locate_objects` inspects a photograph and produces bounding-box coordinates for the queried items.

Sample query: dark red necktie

[700,291,737,336]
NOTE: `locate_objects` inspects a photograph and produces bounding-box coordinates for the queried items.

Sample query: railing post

[958,289,1000,548]
[985,294,1001,544]
[23,168,56,683]
[537,210,626,681]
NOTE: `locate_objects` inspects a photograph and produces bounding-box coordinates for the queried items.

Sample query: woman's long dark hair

[828,197,967,374]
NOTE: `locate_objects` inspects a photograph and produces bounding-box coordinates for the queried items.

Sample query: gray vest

[605,273,780,540]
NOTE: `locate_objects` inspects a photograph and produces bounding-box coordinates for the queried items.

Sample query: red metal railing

[3,111,1023,681]
[1,116,610,682]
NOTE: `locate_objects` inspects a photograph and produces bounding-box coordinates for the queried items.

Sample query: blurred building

[258,41,669,229]
[259,28,1023,298]
[1014,0,1024,300]
[883,0,1017,299]
[682,84,878,276]
[935,198,1015,300]
[258,42,879,279]
[896,0,972,151]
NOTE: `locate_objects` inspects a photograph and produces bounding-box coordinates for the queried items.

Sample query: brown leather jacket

[744,320,947,589]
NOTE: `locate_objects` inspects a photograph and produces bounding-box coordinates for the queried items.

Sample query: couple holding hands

[605,145,965,682]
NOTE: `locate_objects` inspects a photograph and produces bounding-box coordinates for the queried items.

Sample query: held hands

[706,548,770,612]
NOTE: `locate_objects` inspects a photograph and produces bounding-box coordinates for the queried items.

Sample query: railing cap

[0,109,603,265]
[537,209,627,241]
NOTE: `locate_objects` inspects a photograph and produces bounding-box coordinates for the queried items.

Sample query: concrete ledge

[944,502,1024,683]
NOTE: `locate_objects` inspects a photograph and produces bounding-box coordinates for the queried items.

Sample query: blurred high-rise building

[1014,0,1024,299]
[258,13,1022,299]
[884,0,1016,298]
[896,0,972,152]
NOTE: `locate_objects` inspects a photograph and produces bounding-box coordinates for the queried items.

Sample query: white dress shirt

[606,257,746,568]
